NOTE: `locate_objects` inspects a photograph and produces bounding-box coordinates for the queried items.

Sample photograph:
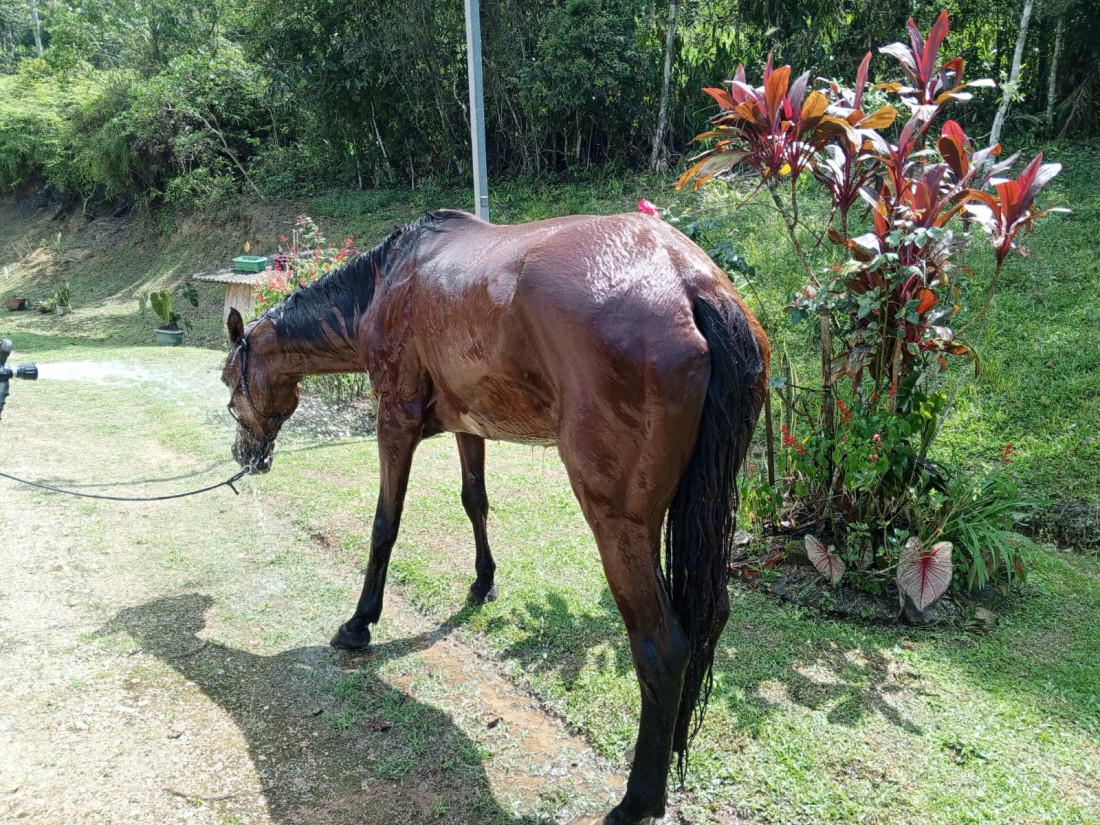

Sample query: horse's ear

[227,307,245,344]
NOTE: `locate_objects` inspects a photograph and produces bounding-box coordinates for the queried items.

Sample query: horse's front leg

[331,420,421,650]
[456,433,498,604]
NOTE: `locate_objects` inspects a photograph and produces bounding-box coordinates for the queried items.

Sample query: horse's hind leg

[331,421,420,650]
[574,499,687,824]
[456,433,497,604]
[558,426,695,824]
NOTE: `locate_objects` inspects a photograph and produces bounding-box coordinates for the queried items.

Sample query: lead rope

[1,325,284,502]
[0,467,251,502]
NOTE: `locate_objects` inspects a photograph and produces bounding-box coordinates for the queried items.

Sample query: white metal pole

[464,0,490,221]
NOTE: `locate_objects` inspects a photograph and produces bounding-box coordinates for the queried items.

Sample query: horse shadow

[453,586,925,742]
[99,594,539,825]
[445,588,634,691]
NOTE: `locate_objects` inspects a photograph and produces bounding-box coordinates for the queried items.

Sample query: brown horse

[222,209,769,824]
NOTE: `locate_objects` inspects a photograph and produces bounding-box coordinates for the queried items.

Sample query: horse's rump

[405,212,745,447]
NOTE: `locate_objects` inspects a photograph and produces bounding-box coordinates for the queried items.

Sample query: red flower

[781,424,807,456]
[836,398,853,425]
[998,443,1015,464]
[638,199,661,217]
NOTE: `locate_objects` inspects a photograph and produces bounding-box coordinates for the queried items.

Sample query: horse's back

[418,211,734,355]
[407,212,753,449]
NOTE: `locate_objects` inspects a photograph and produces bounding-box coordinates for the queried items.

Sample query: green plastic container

[233,255,269,273]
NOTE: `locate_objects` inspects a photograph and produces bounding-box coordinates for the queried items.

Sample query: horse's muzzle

[232,442,273,474]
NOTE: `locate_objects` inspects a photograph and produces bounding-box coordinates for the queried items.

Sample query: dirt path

[0,348,626,824]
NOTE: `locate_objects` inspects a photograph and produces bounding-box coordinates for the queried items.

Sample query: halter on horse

[222,210,770,824]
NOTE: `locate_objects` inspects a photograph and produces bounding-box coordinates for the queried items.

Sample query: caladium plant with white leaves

[805,534,846,586]
[897,537,954,611]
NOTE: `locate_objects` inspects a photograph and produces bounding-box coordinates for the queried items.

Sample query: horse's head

[222,308,300,473]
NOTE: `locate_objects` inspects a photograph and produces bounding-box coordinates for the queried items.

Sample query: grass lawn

[257,430,1100,824]
[10,341,1094,823]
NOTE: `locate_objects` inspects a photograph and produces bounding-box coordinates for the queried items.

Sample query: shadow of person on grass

[101,594,536,825]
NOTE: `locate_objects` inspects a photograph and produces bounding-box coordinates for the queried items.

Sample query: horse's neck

[265,244,391,378]
[265,324,365,378]
[283,340,364,377]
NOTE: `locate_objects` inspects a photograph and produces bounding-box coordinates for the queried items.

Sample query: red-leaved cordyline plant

[876,10,996,115]
[965,152,1072,267]
[679,54,858,196]
[679,10,1069,608]
[815,52,899,237]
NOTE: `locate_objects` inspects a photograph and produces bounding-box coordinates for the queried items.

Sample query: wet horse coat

[222,210,769,824]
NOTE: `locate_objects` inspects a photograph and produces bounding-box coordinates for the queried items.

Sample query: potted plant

[141,284,199,346]
[54,283,71,316]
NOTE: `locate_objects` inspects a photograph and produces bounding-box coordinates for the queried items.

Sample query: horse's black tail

[665,295,766,781]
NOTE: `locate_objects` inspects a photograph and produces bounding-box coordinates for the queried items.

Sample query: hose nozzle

[0,338,38,421]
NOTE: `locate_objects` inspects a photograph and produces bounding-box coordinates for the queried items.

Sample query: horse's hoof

[468,582,498,605]
[330,623,371,650]
[604,806,659,825]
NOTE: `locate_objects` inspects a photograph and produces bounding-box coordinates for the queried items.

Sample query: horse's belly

[432,379,557,446]
[457,411,557,446]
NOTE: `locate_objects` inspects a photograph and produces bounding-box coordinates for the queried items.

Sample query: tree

[44,0,236,71]
[990,0,1035,146]
[28,0,41,56]
[650,0,678,171]
[522,0,647,169]
[1045,12,1064,131]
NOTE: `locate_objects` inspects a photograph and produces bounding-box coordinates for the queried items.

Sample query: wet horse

[222,209,769,824]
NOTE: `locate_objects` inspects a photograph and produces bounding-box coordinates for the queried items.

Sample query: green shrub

[101,42,270,201]
[0,61,90,192]
[0,44,271,205]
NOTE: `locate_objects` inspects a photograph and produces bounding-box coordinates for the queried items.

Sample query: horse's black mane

[262,209,466,359]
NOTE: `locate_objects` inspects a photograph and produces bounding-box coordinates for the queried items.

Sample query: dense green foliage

[0,0,1097,205]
